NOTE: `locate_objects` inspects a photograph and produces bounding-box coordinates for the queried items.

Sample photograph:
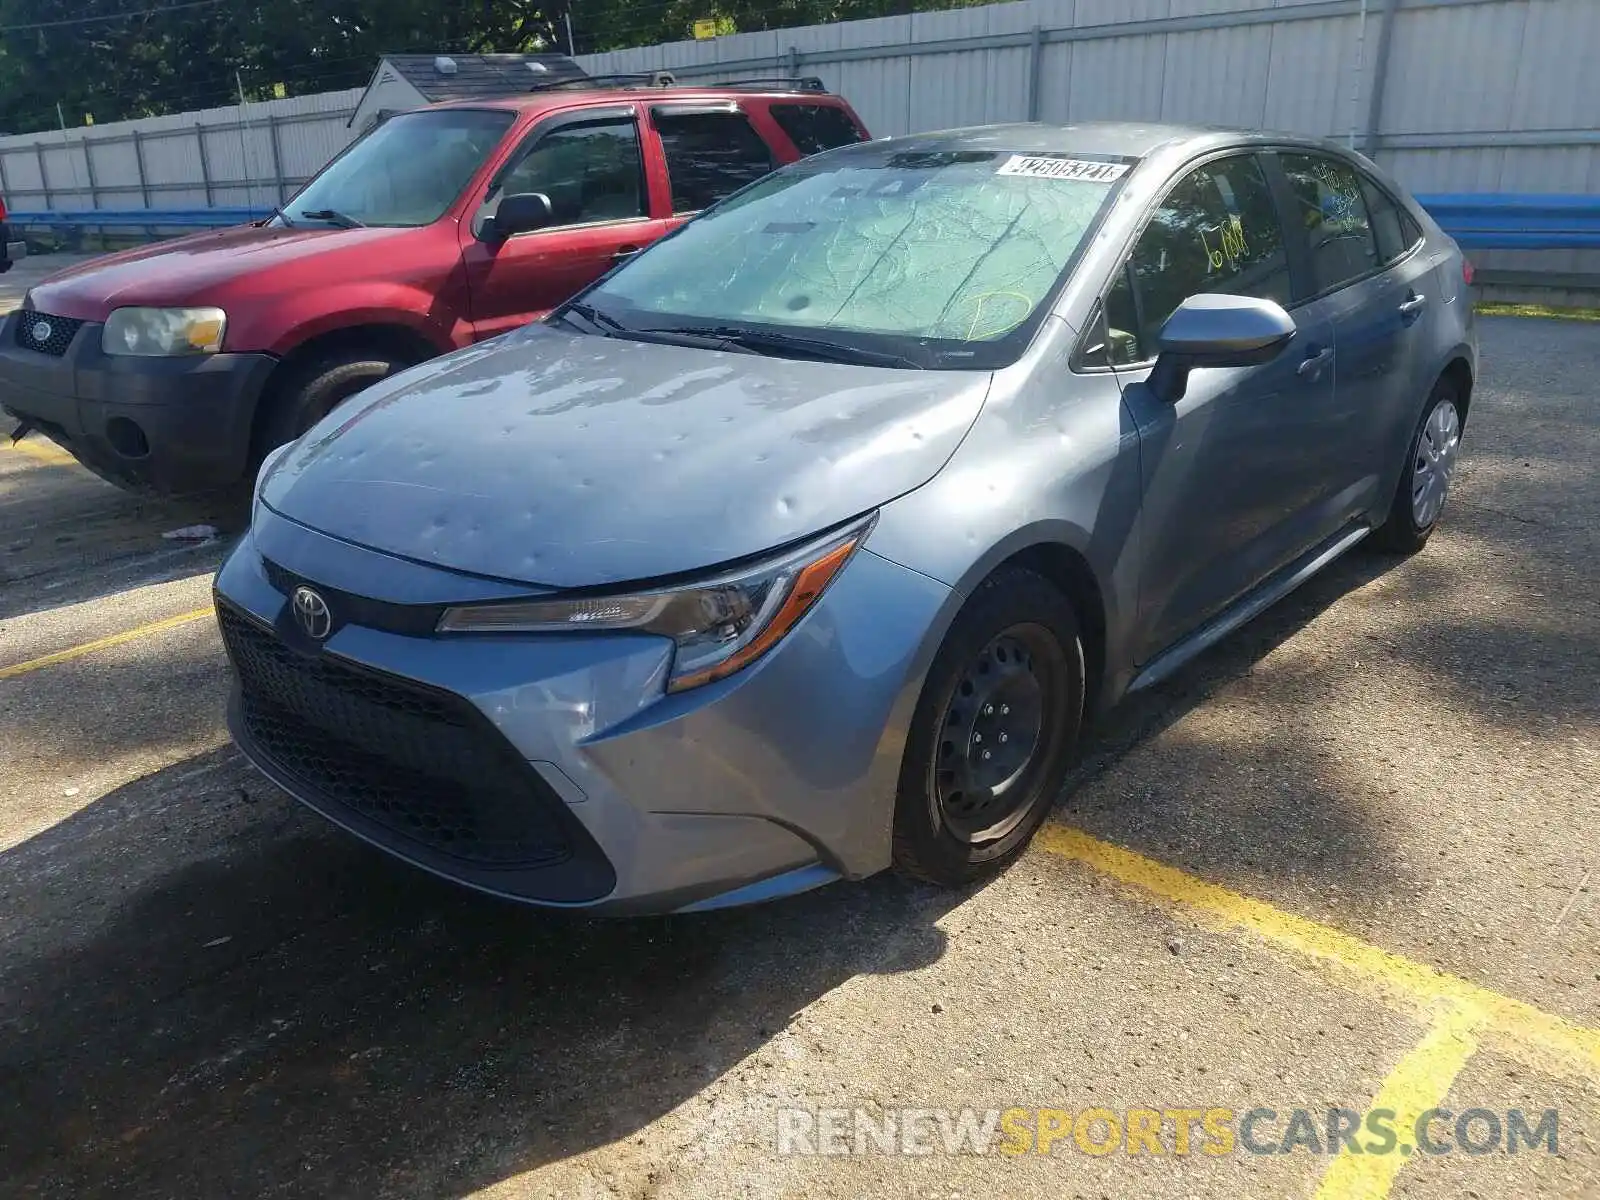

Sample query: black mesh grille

[14,312,83,357]
[218,603,572,867]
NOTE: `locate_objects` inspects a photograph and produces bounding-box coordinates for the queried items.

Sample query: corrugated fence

[1,0,1595,297]
[0,88,364,214]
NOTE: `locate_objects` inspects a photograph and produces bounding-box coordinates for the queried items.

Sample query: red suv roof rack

[527,72,829,95]
[528,71,679,92]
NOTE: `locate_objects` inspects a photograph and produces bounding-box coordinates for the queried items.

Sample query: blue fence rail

[1415,193,1600,251]
[9,207,269,230]
[7,194,1599,251]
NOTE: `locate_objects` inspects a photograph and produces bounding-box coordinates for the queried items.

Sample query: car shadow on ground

[0,747,960,1198]
[1057,419,1597,932]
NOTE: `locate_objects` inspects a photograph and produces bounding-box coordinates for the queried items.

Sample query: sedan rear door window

[652,109,776,214]
[1280,153,1381,295]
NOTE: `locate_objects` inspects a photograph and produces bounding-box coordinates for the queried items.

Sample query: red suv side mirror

[487,192,555,241]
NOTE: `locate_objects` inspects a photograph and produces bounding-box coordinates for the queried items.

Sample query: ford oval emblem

[31,320,52,343]
[291,586,333,641]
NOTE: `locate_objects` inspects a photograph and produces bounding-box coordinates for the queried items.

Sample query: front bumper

[0,308,275,493]
[213,505,951,914]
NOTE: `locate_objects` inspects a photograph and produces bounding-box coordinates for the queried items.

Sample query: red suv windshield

[280,108,514,229]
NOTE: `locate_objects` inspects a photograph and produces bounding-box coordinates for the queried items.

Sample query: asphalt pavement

[0,272,1594,1199]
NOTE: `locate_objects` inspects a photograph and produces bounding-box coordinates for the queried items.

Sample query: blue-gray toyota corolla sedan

[215,122,1476,914]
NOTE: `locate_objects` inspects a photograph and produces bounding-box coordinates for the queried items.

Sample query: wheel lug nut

[1000,705,1009,715]
[973,733,982,744]
[984,704,993,715]
[999,733,1008,743]
[982,750,992,760]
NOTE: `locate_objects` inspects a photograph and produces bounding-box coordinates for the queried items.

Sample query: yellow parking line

[1314,1006,1481,1200]
[1034,825,1600,1085]
[3,435,75,466]
[0,607,214,681]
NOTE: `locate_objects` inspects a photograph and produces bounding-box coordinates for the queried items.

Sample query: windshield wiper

[259,205,295,229]
[557,301,628,337]
[640,326,923,369]
[299,208,365,229]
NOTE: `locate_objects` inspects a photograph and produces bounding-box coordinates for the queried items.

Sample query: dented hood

[261,324,991,589]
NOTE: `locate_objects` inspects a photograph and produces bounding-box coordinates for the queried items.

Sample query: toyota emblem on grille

[291,586,333,640]
[30,321,52,344]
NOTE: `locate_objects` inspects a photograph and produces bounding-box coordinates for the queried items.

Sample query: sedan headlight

[102,307,227,356]
[437,516,874,692]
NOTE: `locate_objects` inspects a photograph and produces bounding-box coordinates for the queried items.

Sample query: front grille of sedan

[218,602,574,868]
[13,311,84,357]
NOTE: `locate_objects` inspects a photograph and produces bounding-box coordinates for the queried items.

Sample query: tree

[0,0,964,133]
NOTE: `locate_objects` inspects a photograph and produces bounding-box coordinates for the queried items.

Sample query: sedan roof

[828,120,1331,162]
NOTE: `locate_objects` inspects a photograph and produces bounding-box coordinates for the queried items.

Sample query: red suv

[0,76,868,494]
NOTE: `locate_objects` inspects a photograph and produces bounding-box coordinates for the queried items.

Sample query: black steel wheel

[893,567,1084,886]
[931,624,1068,844]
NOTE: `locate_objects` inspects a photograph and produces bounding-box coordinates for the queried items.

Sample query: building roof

[379,53,589,104]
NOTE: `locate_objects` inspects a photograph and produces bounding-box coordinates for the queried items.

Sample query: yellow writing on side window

[1198,214,1250,273]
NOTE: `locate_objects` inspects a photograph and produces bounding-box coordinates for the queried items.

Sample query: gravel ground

[0,303,1595,1199]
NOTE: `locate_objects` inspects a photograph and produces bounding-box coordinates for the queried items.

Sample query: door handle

[611,245,642,263]
[1398,293,1428,319]
[1297,346,1333,380]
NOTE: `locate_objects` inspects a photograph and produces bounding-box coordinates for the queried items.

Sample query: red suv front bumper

[0,308,276,494]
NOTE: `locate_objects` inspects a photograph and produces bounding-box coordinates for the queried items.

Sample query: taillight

[0,195,8,221]
[1462,258,1475,286]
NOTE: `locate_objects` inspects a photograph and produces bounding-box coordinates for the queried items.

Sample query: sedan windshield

[279,109,514,229]
[582,148,1129,368]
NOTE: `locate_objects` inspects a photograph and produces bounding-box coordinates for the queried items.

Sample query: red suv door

[459,104,672,339]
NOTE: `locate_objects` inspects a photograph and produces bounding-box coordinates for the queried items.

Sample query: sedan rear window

[587,148,1130,369]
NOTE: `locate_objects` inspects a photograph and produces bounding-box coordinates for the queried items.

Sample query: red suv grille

[14,312,83,357]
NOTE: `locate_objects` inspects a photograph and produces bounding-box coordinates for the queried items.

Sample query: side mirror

[485,192,554,241]
[1148,293,1296,403]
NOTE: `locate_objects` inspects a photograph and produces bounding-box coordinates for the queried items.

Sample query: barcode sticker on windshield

[996,155,1128,182]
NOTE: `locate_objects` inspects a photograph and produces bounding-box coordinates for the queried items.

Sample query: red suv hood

[26,224,422,321]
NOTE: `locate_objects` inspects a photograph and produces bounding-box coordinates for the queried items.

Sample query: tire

[1370,375,1465,554]
[891,567,1085,887]
[255,349,412,459]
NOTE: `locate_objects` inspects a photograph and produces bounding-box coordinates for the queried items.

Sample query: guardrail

[8,207,269,230]
[1413,193,1600,251]
[8,194,1599,252]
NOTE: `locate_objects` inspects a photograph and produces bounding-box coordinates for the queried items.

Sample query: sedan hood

[262,324,991,589]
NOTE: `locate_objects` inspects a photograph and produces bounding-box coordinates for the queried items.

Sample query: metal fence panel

[0,88,363,214]
[1065,34,1166,122]
[1159,24,1279,128]
[1261,16,1361,138]
[1381,1,1529,137]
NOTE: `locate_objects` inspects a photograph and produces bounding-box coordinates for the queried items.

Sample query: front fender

[260,289,457,358]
